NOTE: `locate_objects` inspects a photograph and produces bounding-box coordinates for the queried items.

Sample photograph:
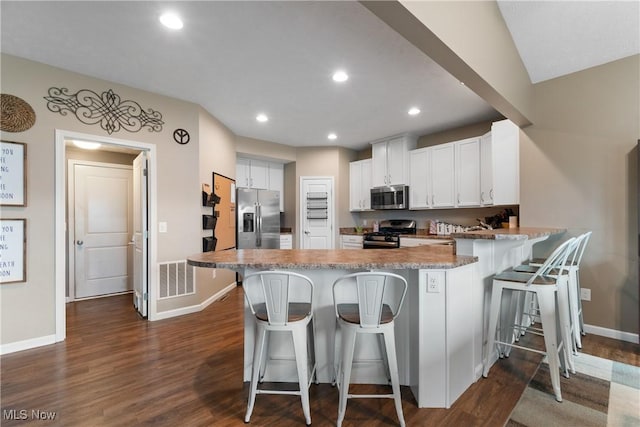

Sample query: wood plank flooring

[1,286,637,426]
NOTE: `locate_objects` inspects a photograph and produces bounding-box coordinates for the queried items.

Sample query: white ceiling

[1,1,638,151]
[498,0,640,84]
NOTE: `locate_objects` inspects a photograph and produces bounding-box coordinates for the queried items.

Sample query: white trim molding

[0,334,56,355]
[584,324,639,344]
[153,282,237,321]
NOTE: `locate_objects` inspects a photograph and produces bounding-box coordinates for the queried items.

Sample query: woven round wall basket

[1,93,36,132]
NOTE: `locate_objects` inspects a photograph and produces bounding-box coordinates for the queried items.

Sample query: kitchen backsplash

[353,205,520,233]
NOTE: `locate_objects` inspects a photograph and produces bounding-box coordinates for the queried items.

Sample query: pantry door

[73,162,132,299]
[300,177,334,249]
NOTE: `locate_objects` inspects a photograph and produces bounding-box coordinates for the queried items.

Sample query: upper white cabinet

[430,142,456,208]
[455,137,481,207]
[409,148,430,209]
[371,135,416,187]
[349,159,372,211]
[480,119,520,206]
[237,157,286,211]
[236,158,268,189]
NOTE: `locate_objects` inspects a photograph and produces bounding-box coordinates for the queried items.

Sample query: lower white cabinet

[340,235,363,249]
[400,237,454,247]
[280,234,292,249]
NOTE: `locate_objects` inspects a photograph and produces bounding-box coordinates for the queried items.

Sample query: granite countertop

[187,245,476,270]
[450,227,566,240]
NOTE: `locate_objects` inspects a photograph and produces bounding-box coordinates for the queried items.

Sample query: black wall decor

[173,128,190,145]
[44,87,164,134]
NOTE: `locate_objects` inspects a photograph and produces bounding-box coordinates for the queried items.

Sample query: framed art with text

[0,218,26,283]
[0,141,27,206]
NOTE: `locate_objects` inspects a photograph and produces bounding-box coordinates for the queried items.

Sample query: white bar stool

[242,271,317,425]
[332,271,407,427]
[483,237,578,402]
[522,231,592,350]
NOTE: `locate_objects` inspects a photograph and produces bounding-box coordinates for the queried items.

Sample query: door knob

[76,240,84,246]
[304,230,310,235]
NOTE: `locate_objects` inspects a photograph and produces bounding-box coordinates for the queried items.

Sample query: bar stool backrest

[333,272,407,328]
[573,231,592,267]
[242,271,314,326]
[527,237,577,286]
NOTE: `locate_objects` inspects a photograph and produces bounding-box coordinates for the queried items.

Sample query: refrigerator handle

[256,203,262,247]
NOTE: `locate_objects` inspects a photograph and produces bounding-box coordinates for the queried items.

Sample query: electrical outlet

[158,222,167,233]
[212,269,217,279]
[426,273,442,293]
[580,288,591,301]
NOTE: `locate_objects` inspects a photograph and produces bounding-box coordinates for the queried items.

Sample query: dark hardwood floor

[1,287,637,426]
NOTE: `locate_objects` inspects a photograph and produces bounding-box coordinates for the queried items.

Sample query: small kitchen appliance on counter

[363,219,416,249]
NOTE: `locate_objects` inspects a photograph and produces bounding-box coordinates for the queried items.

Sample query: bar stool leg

[292,327,312,425]
[537,289,563,402]
[568,269,582,350]
[377,334,392,383]
[337,327,356,427]
[246,325,267,422]
[556,278,575,375]
[483,282,503,377]
[383,327,406,427]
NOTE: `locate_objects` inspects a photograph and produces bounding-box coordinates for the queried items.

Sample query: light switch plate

[159,222,167,233]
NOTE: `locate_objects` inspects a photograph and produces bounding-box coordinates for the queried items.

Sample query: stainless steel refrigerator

[236,188,280,249]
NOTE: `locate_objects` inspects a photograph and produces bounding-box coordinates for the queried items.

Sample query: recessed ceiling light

[72,140,101,150]
[327,133,337,140]
[256,113,268,123]
[159,12,183,30]
[332,70,349,83]
[408,107,421,116]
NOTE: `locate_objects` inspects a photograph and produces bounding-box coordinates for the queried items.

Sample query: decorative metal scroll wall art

[44,87,164,134]
[0,94,36,132]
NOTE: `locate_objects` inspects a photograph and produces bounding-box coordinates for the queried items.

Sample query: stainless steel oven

[370,185,409,210]
[362,220,416,249]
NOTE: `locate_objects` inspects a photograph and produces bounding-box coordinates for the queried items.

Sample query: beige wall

[236,135,297,163]
[521,55,639,333]
[294,146,356,246]
[0,54,235,346]
[417,120,493,148]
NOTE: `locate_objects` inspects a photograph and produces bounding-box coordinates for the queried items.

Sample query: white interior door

[300,177,334,249]
[74,163,132,298]
[133,152,148,317]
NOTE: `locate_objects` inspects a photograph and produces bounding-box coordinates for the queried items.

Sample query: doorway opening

[55,130,158,343]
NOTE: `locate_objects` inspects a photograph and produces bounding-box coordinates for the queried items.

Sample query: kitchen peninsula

[188,246,477,408]
[451,227,566,379]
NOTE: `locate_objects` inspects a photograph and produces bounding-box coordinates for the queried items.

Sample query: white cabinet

[340,235,363,249]
[349,159,372,211]
[409,148,430,209]
[371,135,416,187]
[430,143,456,208]
[280,234,292,249]
[236,158,268,190]
[237,158,285,211]
[268,162,284,211]
[455,137,481,207]
[480,119,520,206]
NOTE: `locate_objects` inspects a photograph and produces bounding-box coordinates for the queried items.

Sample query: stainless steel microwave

[370,185,409,210]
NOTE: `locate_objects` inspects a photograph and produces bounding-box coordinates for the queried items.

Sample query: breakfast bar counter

[188,246,478,408]
[451,227,566,378]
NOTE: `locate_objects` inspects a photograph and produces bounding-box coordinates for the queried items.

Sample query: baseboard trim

[0,334,57,355]
[152,282,237,321]
[584,324,639,344]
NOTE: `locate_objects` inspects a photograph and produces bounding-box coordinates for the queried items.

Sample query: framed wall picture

[0,218,26,283]
[0,141,27,206]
